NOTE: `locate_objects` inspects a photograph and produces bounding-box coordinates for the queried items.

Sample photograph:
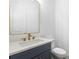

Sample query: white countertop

[9,37,54,56]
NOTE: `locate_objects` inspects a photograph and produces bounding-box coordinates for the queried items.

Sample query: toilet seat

[52,48,66,58]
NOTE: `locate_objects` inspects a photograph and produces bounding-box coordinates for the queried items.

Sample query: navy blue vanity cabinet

[9,43,51,59]
[32,50,51,59]
[38,50,51,59]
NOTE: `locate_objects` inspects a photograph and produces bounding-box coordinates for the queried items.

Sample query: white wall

[54,0,69,55]
[38,0,69,55]
[38,0,55,37]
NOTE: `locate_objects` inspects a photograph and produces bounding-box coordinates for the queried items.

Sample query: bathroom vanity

[9,0,54,59]
[10,43,51,59]
[9,38,54,59]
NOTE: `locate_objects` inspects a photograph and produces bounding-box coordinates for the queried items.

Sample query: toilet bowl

[51,48,66,59]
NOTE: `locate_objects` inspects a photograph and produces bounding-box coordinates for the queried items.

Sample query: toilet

[51,48,66,59]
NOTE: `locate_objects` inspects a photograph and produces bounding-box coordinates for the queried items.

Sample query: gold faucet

[28,33,31,40]
[22,33,35,41]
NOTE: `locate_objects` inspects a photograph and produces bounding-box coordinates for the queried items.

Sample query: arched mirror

[9,0,40,35]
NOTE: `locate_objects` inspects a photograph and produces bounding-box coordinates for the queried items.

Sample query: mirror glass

[10,0,40,34]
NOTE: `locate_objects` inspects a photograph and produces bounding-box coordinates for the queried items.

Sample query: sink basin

[9,37,54,56]
[19,39,43,46]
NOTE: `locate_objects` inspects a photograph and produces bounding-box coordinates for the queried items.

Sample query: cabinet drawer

[10,43,51,59]
[39,50,51,59]
[32,50,51,59]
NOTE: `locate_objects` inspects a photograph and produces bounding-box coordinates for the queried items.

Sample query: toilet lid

[52,48,66,55]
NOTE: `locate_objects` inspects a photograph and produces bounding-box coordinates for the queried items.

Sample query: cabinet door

[39,51,51,59]
[32,56,39,59]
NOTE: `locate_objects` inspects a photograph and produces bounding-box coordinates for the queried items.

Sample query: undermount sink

[19,39,43,46]
[9,37,54,56]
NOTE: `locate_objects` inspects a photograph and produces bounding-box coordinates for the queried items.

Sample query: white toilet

[51,48,66,59]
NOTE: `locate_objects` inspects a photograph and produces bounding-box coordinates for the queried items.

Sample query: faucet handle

[32,36,35,39]
[22,38,26,41]
[31,34,39,40]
